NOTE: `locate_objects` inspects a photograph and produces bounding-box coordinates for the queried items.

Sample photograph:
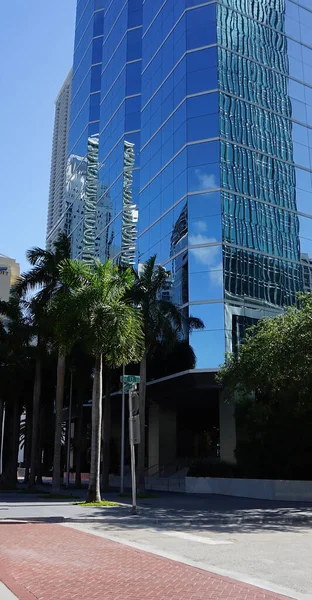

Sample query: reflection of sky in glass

[189,330,225,370]
[189,302,225,330]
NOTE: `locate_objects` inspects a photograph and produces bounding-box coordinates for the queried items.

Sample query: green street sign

[120,375,140,384]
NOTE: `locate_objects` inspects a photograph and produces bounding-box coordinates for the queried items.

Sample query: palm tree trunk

[29,344,42,488]
[52,352,66,491]
[101,369,111,491]
[138,351,147,493]
[24,407,32,484]
[86,355,102,503]
[75,385,84,488]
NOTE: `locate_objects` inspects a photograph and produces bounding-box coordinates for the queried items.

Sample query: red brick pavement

[0,523,293,600]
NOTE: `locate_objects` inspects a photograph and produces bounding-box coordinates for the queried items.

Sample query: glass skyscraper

[63,0,312,373]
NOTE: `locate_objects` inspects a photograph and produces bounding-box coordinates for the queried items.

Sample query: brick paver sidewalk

[0,523,292,600]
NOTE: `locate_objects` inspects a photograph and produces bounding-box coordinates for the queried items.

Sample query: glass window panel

[174,169,187,201]
[299,215,312,240]
[189,270,224,302]
[126,61,141,95]
[285,16,301,40]
[189,330,225,369]
[289,79,305,102]
[186,4,216,50]
[188,192,221,218]
[287,38,302,61]
[296,188,312,216]
[293,142,310,168]
[189,329,225,369]
[302,45,312,67]
[303,63,312,87]
[127,27,142,61]
[187,113,219,142]
[189,244,222,273]
[187,67,218,95]
[286,1,299,20]
[174,150,187,178]
[300,236,312,256]
[188,162,220,192]
[91,63,102,92]
[296,167,312,191]
[187,93,219,118]
[293,123,309,146]
[301,24,311,47]
[189,215,222,243]
[290,98,307,124]
[187,47,217,73]
[289,55,304,81]
[307,105,312,127]
[93,10,104,36]
[188,302,225,331]
[300,7,312,28]
[187,141,219,167]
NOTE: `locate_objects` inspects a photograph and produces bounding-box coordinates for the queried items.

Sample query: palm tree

[57,259,143,502]
[130,255,204,492]
[13,234,70,489]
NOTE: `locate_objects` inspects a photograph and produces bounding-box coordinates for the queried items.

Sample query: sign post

[120,375,140,514]
[120,365,125,494]
[128,386,137,515]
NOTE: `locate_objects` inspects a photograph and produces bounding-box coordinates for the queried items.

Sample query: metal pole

[66,369,73,488]
[120,364,125,494]
[128,387,137,515]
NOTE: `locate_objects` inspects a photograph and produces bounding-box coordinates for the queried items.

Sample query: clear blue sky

[0,1,76,273]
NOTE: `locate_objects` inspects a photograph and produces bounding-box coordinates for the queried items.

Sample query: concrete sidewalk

[0,582,17,599]
[0,522,292,600]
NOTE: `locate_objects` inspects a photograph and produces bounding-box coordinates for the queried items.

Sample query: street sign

[120,375,140,384]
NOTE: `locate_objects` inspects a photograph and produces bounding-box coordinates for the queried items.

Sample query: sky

[0,0,76,273]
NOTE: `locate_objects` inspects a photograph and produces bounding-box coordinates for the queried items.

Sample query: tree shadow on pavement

[1,492,312,534]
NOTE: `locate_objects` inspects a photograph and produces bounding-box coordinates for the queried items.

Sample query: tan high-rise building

[0,255,20,302]
[46,70,72,250]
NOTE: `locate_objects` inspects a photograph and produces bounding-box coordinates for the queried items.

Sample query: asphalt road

[1,491,312,600]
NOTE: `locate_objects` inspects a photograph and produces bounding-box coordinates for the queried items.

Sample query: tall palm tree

[13,234,70,489]
[57,259,143,502]
[130,255,204,491]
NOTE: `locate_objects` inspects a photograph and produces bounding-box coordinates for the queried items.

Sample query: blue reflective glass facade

[96,0,142,263]
[65,1,105,259]
[68,0,312,371]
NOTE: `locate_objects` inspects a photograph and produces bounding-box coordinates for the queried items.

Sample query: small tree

[217,293,312,478]
[57,259,143,502]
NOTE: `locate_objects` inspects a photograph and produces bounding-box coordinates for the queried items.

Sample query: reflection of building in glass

[219,0,305,351]
[170,203,188,308]
[120,141,138,267]
[46,71,72,250]
[301,253,312,292]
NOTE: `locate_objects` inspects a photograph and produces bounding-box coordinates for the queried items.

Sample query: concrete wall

[185,477,312,502]
[109,474,185,493]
